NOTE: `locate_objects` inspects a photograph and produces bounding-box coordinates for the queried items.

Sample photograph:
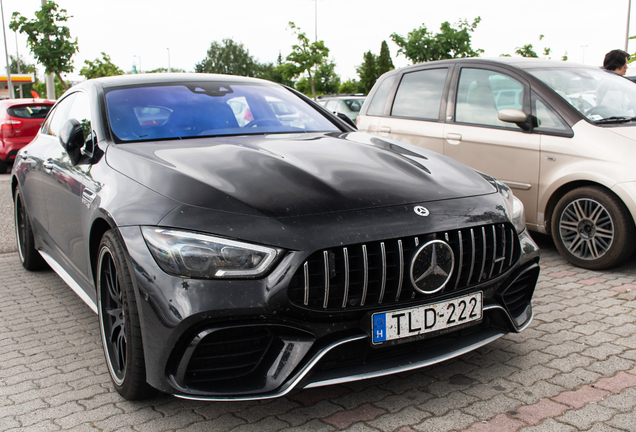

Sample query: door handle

[445,133,462,145]
[379,126,391,134]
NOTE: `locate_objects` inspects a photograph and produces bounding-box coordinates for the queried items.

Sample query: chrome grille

[288,223,520,311]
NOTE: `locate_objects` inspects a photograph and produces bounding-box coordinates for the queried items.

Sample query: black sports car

[11,74,539,401]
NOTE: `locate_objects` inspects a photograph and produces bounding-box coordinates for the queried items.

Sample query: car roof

[394,57,596,73]
[0,98,55,107]
[88,73,279,89]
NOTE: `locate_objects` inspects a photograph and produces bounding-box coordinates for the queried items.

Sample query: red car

[0,99,55,174]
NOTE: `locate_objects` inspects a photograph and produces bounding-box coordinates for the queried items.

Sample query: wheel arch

[543,180,635,236]
[89,216,117,286]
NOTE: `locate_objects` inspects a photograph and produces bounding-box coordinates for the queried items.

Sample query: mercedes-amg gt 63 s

[12,74,539,401]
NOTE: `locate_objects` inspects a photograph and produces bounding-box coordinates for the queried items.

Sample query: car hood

[106,132,495,218]
[605,124,636,141]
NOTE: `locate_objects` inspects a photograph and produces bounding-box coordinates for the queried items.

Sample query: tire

[13,188,47,271]
[551,186,636,270]
[0,159,7,174]
[97,230,156,400]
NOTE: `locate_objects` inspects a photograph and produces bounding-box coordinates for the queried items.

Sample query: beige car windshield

[529,67,636,122]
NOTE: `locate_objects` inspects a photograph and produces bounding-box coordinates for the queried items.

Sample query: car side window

[391,68,448,120]
[66,92,94,147]
[366,75,396,116]
[42,93,77,137]
[455,68,525,129]
[531,92,570,134]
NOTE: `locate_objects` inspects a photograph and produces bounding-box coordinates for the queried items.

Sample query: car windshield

[105,81,339,142]
[528,67,636,122]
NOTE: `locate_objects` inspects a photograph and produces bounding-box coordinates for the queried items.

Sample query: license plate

[372,292,483,344]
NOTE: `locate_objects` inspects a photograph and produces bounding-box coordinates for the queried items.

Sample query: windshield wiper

[592,116,636,124]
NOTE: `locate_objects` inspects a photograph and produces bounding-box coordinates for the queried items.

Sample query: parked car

[358,58,636,270]
[0,98,54,173]
[318,94,366,122]
[12,73,539,401]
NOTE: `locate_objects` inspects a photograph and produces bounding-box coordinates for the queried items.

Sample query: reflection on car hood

[105,132,495,218]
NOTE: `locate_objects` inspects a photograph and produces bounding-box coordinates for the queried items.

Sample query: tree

[339,79,361,94]
[10,1,78,91]
[515,44,538,58]
[9,56,38,98]
[79,53,124,79]
[146,67,186,73]
[195,39,259,76]
[390,17,483,64]
[377,40,395,76]
[284,22,330,100]
[32,75,66,99]
[357,51,378,94]
[257,53,295,87]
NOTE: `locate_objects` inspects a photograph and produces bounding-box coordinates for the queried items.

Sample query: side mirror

[59,118,85,154]
[336,112,357,129]
[498,109,530,131]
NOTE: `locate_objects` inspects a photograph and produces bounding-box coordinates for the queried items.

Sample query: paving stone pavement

[2,185,636,430]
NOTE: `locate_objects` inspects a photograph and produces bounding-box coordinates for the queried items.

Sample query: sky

[2,0,636,83]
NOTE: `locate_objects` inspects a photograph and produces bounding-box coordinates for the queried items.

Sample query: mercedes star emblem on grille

[410,240,455,294]
[414,206,430,217]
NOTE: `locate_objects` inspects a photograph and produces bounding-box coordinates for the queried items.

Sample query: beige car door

[375,68,450,155]
[443,67,541,227]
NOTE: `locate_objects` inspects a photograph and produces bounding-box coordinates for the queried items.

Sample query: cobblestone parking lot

[2,173,636,432]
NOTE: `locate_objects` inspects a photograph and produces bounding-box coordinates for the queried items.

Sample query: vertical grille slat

[378,242,387,304]
[290,223,521,311]
[454,231,464,289]
[342,247,350,308]
[322,251,330,309]
[361,245,369,306]
[395,240,404,301]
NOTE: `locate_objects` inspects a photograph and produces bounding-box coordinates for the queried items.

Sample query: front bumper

[119,216,539,400]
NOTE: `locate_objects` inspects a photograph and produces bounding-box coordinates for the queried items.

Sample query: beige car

[357,58,636,270]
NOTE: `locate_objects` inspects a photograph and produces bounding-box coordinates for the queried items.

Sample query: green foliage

[9,56,37,98]
[32,75,67,99]
[295,60,341,97]
[79,52,124,79]
[357,51,377,94]
[390,17,483,64]
[284,22,330,100]
[377,41,395,76]
[195,39,259,76]
[257,53,295,87]
[356,41,395,95]
[515,44,538,58]
[149,67,186,73]
[339,79,361,94]
[562,52,568,61]
[10,1,78,90]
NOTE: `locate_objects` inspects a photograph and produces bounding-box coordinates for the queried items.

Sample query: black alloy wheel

[97,230,156,400]
[13,188,47,270]
[552,186,636,270]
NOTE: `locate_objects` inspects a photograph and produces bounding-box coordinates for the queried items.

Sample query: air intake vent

[289,223,520,311]
[500,263,540,325]
[184,327,273,384]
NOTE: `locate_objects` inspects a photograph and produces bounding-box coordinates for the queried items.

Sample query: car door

[443,66,541,226]
[18,94,76,237]
[40,91,97,282]
[375,67,450,155]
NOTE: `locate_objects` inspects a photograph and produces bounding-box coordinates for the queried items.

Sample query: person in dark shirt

[603,49,630,75]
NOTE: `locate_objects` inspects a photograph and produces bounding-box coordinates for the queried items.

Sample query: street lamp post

[41,0,55,99]
[134,55,142,74]
[626,0,632,52]
[167,48,171,73]
[1,0,13,99]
